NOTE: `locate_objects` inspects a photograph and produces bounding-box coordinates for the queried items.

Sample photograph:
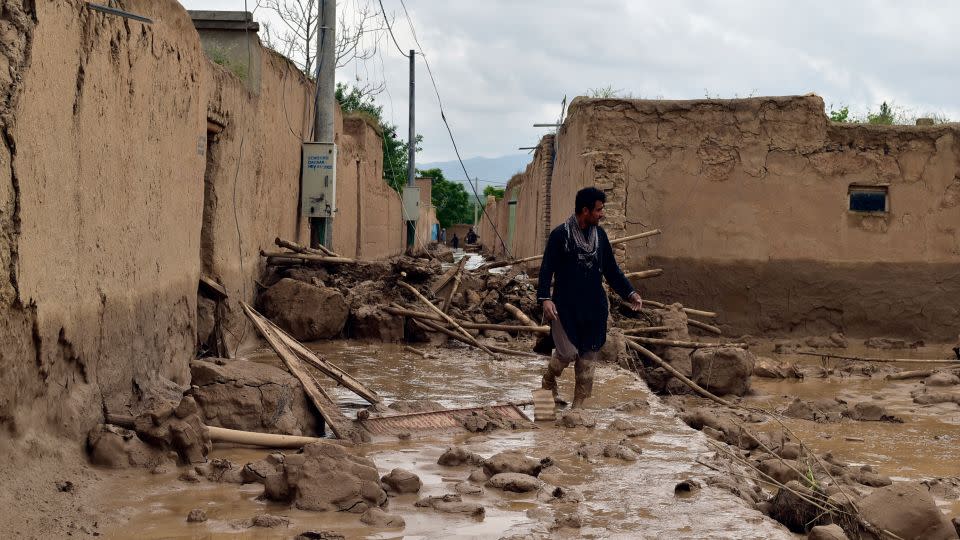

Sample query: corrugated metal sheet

[360,403,530,436]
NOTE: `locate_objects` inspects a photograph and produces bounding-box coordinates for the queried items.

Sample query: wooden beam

[628,336,746,349]
[398,281,499,359]
[642,299,717,319]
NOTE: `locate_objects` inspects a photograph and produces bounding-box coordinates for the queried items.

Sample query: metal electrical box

[302,142,337,218]
[402,186,420,221]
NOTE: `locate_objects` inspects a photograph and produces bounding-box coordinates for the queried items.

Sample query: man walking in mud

[538,187,643,408]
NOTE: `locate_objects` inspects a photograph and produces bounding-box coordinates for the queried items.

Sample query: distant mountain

[419,154,533,193]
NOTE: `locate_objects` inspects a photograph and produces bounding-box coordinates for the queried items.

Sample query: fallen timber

[624,268,663,280]
[791,350,960,365]
[261,250,357,265]
[641,299,717,319]
[411,318,539,358]
[240,303,359,440]
[274,236,339,258]
[398,281,500,359]
[886,367,960,380]
[384,305,550,334]
[623,326,671,335]
[628,336,746,349]
[478,228,662,270]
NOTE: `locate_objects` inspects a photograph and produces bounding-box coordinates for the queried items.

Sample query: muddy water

[746,343,960,515]
[100,341,793,539]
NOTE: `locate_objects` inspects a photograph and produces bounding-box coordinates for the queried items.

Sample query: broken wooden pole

[624,268,664,280]
[623,326,671,335]
[274,237,340,258]
[642,299,718,319]
[384,306,548,333]
[240,303,357,439]
[398,281,499,359]
[628,336,746,349]
[441,266,464,314]
[206,426,331,449]
[791,351,960,365]
[625,340,732,407]
[403,345,431,358]
[688,318,722,335]
[412,319,537,358]
[258,314,382,404]
[504,303,539,328]
[431,255,468,296]
[261,250,356,264]
[479,229,663,270]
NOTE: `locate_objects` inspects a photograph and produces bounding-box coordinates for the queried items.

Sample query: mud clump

[753,357,803,379]
[186,509,208,523]
[259,278,348,340]
[461,407,529,432]
[805,333,849,348]
[864,337,923,350]
[262,442,386,513]
[766,480,834,532]
[482,450,552,477]
[414,494,485,518]
[195,458,245,483]
[131,397,212,464]
[783,397,846,423]
[380,468,421,494]
[846,402,902,423]
[437,446,484,467]
[925,372,960,387]
[348,304,404,342]
[556,410,596,428]
[359,507,405,528]
[691,346,755,396]
[857,482,958,540]
[86,424,169,469]
[387,400,445,413]
[485,472,543,493]
[808,524,849,540]
[189,358,321,436]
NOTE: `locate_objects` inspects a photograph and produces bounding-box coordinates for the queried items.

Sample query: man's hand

[627,292,643,312]
[542,299,559,322]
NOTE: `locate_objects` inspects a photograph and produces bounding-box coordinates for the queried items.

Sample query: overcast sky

[181,0,960,164]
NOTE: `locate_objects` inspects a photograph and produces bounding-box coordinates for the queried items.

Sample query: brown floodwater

[745,342,960,515]
[100,340,795,539]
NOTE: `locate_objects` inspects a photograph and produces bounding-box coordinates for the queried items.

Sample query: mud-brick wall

[0,0,400,442]
[0,0,208,439]
[552,95,960,340]
[478,135,553,259]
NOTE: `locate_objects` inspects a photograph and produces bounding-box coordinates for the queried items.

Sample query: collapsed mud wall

[548,95,960,340]
[0,0,400,442]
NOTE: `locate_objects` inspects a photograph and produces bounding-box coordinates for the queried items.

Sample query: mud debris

[414,494,485,518]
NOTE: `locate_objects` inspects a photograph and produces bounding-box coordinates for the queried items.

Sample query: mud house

[482,95,959,340]
[0,0,434,441]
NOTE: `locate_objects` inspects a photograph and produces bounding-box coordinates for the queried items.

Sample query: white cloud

[180,0,960,162]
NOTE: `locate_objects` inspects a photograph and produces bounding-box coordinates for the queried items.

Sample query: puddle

[99,341,793,539]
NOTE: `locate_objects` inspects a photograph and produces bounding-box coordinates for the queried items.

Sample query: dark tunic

[537,223,635,354]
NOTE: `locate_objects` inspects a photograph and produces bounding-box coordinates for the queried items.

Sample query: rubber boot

[542,355,567,405]
[571,357,595,409]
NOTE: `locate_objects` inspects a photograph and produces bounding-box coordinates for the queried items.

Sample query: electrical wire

[396,0,512,257]
[376,0,409,58]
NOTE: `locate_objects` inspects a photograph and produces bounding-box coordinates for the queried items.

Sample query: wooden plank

[274,236,339,257]
[257,311,382,405]
[261,250,356,264]
[628,336,745,349]
[198,275,228,299]
[642,299,718,319]
[240,303,357,440]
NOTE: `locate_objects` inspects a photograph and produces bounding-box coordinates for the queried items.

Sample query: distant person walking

[537,187,642,408]
[440,228,447,245]
[451,234,460,249]
[466,227,478,245]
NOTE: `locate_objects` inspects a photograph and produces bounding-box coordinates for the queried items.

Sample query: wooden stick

[261,251,356,264]
[430,256,467,296]
[398,281,499,359]
[441,271,462,314]
[642,299,717,319]
[240,303,355,439]
[625,340,732,407]
[479,229,663,270]
[274,237,339,258]
[384,306,549,334]
[403,345,430,358]
[624,268,663,280]
[411,319,538,358]
[623,326,671,335]
[791,350,959,365]
[504,303,538,328]
[257,314,382,404]
[206,425,331,449]
[688,318,722,335]
[609,229,663,246]
[629,336,745,349]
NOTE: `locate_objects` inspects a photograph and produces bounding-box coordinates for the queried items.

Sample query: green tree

[419,168,473,227]
[336,82,421,192]
[828,105,850,123]
[867,101,897,125]
[483,185,505,200]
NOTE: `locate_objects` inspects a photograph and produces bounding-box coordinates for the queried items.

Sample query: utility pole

[405,49,416,247]
[310,0,336,248]
[473,178,479,225]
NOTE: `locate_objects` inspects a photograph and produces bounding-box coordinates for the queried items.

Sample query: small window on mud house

[848,185,889,213]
